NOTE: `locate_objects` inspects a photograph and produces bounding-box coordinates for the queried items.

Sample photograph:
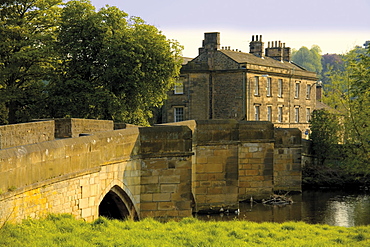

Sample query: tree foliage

[46,1,182,125]
[320,53,344,85]
[309,109,342,166]
[0,0,62,124]
[0,0,183,126]
[310,46,370,178]
[292,45,323,75]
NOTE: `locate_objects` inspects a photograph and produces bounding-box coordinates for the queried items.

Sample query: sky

[89,0,370,58]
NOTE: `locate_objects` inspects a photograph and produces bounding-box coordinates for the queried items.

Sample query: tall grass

[0,214,369,246]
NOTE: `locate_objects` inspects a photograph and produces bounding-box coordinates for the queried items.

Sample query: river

[195,190,370,227]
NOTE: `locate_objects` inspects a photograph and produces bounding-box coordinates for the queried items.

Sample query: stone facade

[163,32,318,138]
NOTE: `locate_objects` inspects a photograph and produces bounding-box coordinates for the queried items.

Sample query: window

[295,82,300,98]
[267,77,272,96]
[295,107,299,123]
[267,106,272,122]
[278,107,283,122]
[306,84,311,99]
[174,78,184,94]
[278,79,283,97]
[174,107,184,122]
[306,108,311,122]
[254,105,260,121]
[254,76,259,96]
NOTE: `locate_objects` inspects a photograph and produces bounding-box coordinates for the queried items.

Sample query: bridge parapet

[0,127,140,196]
[0,119,303,223]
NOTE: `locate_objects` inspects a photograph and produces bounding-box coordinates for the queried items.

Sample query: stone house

[162,32,319,137]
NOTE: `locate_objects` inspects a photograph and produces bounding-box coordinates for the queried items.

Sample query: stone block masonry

[0,120,54,149]
[0,118,302,224]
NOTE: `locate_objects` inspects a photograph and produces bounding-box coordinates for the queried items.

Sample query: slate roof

[220,49,307,71]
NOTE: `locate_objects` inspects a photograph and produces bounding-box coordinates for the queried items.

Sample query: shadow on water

[195,190,370,227]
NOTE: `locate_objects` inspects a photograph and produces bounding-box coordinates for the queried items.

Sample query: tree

[321,53,344,85]
[47,1,183,125]
[323,46,370,175]
[309,109,342,166]
[292,45,323,75]
[0,0,62,124]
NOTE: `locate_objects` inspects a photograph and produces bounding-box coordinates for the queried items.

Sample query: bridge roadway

[0,119,302,224]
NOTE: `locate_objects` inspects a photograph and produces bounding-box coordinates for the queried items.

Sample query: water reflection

[195,190,370,227]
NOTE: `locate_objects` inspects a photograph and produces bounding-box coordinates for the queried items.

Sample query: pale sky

[89,0,370,58]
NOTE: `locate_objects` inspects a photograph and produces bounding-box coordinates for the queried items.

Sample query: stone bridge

[0,119,302,224]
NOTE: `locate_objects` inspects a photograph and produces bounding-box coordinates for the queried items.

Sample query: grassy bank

[0,214,369,246]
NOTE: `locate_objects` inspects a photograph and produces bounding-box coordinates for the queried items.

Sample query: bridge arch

[98,182,139,221]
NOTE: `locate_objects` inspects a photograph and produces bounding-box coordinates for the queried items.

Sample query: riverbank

[302,161,369,190]
[1,214,369,246]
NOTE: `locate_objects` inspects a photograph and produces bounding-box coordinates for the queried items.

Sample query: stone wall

[0,160,141,224]
[0,120,54,149]
[138,126,193,218]
[192,120,239,212]
[54,118,114,138]
[0,119,303,224]
[273,128,302,192]
[0,123,195,224]
[166,120,302,204]
[0,127,140,195]
[238,121,275,201]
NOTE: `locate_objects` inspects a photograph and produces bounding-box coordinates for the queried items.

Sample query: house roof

[220,49,307,71]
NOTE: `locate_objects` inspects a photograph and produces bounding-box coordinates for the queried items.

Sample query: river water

[195,190,370,227]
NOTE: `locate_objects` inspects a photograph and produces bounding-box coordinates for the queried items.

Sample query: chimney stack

[265,40,291,62]
[249,34,264,57]
[199,32,220,55]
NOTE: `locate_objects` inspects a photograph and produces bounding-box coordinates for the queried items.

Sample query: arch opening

[99,185,138,220]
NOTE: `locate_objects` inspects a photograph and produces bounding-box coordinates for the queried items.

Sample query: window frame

[174,107,184,122]
[306,108,311,123]
[278,106,283,123]
[254,76,259,96]
[295,82,300,98]
[254,105,260,121]
[266,77,272,97]
[267,105,272,122]
[306,84,311,99]
[174,78,185,95]
[278,79,283,97]
[295,107,300,123]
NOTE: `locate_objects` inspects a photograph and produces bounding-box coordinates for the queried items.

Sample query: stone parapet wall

[0,127,140,194]
[0,119,303,224]
[0,160,141,225]
[54,118,114,138]
[0,120,54,149]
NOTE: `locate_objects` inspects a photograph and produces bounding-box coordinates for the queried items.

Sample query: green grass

[0,214,369,246]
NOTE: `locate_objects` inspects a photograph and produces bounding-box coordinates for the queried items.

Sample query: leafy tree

[323,46,370,175]
[0,0,61,124]
[292,45,323,75]
[309,109,342,166]
[321,53,344,85]
[47,1,183,125]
